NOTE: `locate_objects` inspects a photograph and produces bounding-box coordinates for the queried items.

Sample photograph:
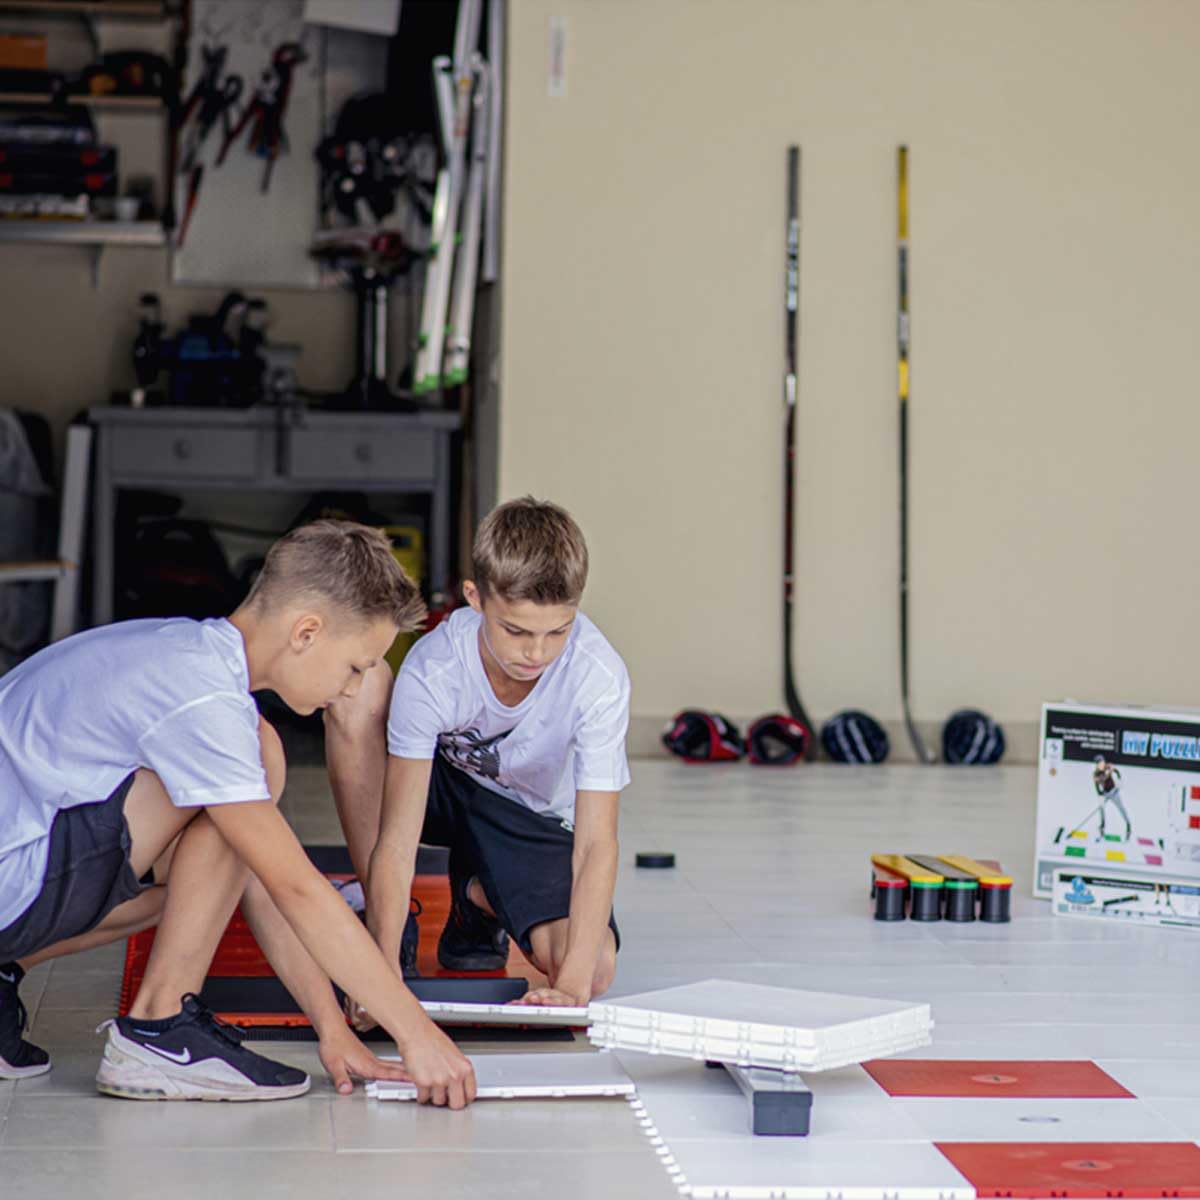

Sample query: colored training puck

[636,852,676,869]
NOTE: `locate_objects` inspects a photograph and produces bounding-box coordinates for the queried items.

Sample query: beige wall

[499,0,1200,746]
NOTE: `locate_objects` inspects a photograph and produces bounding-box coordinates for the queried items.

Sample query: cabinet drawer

[286,426,436,482]
[109,426,261,480]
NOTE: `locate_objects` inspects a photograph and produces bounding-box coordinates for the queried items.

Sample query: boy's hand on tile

[320,1028,410,1095]
[513,986,587,1007]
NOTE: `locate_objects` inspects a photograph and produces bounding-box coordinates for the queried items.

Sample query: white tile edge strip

[419,1000,589,1026]
[369,1081,637,1101]
[588,1027,934,1073]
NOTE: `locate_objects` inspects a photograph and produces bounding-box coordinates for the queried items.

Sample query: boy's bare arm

[238,877,410,1095]
[206,798,476,1107]
[550,789,620,1004]
[365,755,433,967]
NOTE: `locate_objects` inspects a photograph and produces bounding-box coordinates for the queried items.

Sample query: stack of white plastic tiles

[587,979,933,1072]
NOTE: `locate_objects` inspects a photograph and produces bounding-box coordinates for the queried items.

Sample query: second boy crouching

[327,496,630,1015]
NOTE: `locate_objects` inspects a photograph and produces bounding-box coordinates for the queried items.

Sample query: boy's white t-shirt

[0,617,269,929]
[387,607,631,820]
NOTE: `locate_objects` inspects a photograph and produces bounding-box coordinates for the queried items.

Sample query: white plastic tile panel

[366,1051,635,1101]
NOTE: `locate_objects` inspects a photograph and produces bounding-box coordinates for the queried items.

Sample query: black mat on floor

[244,1024,575,1044]
[201,975,574,1044]
[200,975,529,1012]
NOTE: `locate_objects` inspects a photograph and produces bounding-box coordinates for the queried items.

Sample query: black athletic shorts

[0,774,150,963]
[423,757,620,955]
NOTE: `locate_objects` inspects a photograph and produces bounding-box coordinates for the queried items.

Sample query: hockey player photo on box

[1034,702,1200,897]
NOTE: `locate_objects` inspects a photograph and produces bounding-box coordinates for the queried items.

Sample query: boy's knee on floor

[592,944,617,997]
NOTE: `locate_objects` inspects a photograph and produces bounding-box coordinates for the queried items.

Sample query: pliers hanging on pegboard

[178,44,244,174]
[216,42,307,194]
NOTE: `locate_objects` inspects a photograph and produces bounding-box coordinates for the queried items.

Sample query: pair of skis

[413,0,504,395]
[782,146,933,763]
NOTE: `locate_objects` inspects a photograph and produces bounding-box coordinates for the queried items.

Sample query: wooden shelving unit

[0,218,164,245]
[0,2,165,17]
[0,92,165,111]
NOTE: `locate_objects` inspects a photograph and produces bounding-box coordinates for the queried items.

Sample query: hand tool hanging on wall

[176,163,202,248]
[217,41,306,193]
[896,146,934,764]
[781,145,816,746]
[178,44,243,173]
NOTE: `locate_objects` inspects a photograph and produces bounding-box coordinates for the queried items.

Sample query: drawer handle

[354,442,372,464]
[173,439,192,461]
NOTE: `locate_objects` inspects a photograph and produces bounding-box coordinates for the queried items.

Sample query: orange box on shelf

[0,34,48,71]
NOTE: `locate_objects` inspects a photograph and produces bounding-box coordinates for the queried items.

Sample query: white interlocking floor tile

[996,964,1200,993]
[1095,1057,1200,1098]
[1143,1096,1200,1138]
[636,1078,927,1143]
[665,1138,975,1199]
[890,1097,1187,1142]
[928,992,1197,1026]
[744,965,1012,996]
[948,940,1180,967]
[922,1023,1200,1064]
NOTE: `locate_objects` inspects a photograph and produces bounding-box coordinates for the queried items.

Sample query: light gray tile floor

[7,759,1196,1198]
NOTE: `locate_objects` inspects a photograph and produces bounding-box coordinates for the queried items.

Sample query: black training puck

[636,852,676,869]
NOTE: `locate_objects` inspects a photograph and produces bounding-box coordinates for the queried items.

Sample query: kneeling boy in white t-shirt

[327,498,630,1012]
[0,521,475,1107]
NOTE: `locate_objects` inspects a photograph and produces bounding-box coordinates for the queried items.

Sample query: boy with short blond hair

[330,498,630,1014]
[0,520,475,1106]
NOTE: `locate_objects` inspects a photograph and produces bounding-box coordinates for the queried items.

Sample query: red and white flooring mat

[621,1055,1200,1198]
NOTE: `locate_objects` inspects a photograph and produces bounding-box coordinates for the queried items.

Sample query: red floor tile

[864,1059,1134,1099]
[936,1141,1200,1197]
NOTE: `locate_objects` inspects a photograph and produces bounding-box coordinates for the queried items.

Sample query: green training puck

[636,852,676,869]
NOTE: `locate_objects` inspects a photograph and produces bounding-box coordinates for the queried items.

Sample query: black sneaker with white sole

[96,993,310,1101]
[0,961,51,1079]
[437,872,510,972]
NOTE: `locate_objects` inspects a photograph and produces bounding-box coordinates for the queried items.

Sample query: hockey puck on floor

[636,852,676,869]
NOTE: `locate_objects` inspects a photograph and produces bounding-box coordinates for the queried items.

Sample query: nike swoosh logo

[0,972,15,984]
[147,1044,192,1065]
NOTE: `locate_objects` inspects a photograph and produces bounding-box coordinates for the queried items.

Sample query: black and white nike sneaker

[0,961,51,1079]
[96,994,310,1101]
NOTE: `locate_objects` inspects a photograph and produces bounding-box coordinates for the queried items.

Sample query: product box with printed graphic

[1034,702,1200,897]
[1052,868,1200,931]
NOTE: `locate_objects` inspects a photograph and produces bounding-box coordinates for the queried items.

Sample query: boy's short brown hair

[247,520,426,632]
[472,497,588,605]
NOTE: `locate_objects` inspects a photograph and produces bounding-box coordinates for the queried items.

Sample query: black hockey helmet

[942,709,1006,765]
[821,710,890,764]
[662,710,744,763]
